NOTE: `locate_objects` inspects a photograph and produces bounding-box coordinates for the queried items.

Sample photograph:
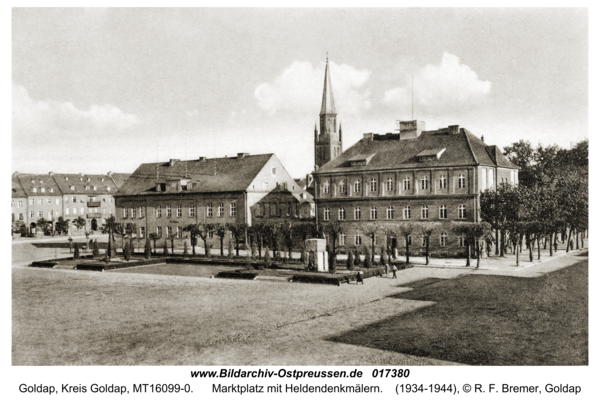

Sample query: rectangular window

[32,188,37,193]
[156,206,162,217]
[207,203,213,217]
[139,207,144,218]
[166,205,172,217]
[30,211,34,218]
[72,196,77,203]
[131,208,136,218]
[324,208,330,221]
[355,234,362,245]
[66,208,70,215]
[386,206,394,219]
[230,202,236,216]
[208,230,214,239]
[123,208,128,218]
[354,207,361,220]
[338,208,345,220]
[189,204,195,217]
[38,199,42,205]
[29,199,33,206]
[339,233,345,246]
[272,168,276,175]
[176,226,181,238]
[176,204,182,217]
[56,198,59,205]
[140,227,145,238]
[46,198,51,204]
[370,207,377,220]
[218,203,224,217]
[157,227,162,238]
[166,227,172,238]
[38,211,43,218]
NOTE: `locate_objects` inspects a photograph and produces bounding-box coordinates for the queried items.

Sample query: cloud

[383,52,491,110]
[254,60,371,115]
[12,83,139,137]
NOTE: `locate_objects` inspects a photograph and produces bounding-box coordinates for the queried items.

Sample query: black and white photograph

[8,5,593,401]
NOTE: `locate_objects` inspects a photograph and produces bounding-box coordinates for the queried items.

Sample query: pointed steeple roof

[320,57,336,115]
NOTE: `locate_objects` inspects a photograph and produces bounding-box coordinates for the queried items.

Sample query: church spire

[320,57,336,115]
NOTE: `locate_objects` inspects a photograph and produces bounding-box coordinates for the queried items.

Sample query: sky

[12,8,588,178]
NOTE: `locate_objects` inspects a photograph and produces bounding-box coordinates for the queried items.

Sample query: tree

[74,244,80,259]
[214,224,227,256]
[451,222,493,268]
[206,242,212,258]
[323,222,344,264]
[73,216,86,234]
[169,235,175,254]
[279,222,296,263]
[414,222,441,265]
[162,241,168,256]
[55,216,70,235]
[102,215,119,259]
[397,223,415,264]
[354,247,361,266]
[36,217,50,235]
[380,246,387,265]
[248,223,266,258]
[183,224,200,255]
[364,247,372,268]
[228,223,248,257]
[125,223,137,253]
[183,240,189,257]
[361,223,380,264]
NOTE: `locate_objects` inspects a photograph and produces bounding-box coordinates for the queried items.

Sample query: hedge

[214,272,258,280]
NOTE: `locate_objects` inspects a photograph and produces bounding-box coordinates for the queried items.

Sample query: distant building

[312,122,519,256]
[114,153,302,247]
[11,171,130,235]
[251,183,315,225]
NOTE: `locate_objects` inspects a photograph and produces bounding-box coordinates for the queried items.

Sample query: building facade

[11,171,130,235]
[251,183,315,225]
[312,122,519,256]
[114,153,302,248]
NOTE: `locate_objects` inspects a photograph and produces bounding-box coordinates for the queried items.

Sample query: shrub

[74,244,80,259]
[123,242,131,261]
[365,248,373,268]
[206,243,212,258]
[264,246,271,268]
[380,246,387,265]
[354,248,361,266]
[251,242,258,260]
[163,241,168,257]
[215,271,257,280]
[228,238,234,260]
[347,249,354,270]
[92,240,99,258]
[145,238,152,259]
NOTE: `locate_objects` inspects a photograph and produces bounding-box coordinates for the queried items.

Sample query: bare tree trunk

[566,228,572,252]
[537,236,541,260]
[405,236,410,265]
[549,232,553,257]
[516,237,519,266]
[466,239,471,267]
[529,239,533,262]
[575,229,579,250]
[500,230,505,257]
[425,236,430,265]
[476,237,480,268]
[495,227,499,255]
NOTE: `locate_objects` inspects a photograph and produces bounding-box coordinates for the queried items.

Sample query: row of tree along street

[66,139,588,269]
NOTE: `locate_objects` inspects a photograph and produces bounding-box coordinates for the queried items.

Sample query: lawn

[327,260,588,365]
[12,267,410,365]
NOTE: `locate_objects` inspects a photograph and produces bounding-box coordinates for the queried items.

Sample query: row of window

[65,196,113,203]
[336,233,466,247]
[123,203,237,219]
[27,198,60,206]
[27,208,112,218]
[322,175,466,194]
[31,186,111,193]
[258,201,298,217]
[323,204,466,221]
[153,226,226,239]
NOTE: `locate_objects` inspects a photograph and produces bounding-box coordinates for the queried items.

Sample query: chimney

[237,153,249,159]
[399,120,426,140]
[363,133,374,141]
[169,159,180,166]
[199,157,206,161]
[107,171,113,177]
[448,125,459,134]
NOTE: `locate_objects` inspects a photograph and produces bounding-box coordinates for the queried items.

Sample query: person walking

[392,264,398,279]
[356,270,364,285]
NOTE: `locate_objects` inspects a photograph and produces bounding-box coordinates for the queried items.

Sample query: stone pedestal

[305,238,328,272]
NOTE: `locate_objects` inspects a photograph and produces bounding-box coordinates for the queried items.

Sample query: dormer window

[41,188,45,193]
[85,186,90,190]
[87,178,91,182]
[107,186,111,191]
[417,148,446,162]
[32,187,37,193]
[101,178,104,181]
[31,179,35,184]
[50,188,54,193]
[65,177,69,181]
[93,186,97,190]
[70,185,75,190]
